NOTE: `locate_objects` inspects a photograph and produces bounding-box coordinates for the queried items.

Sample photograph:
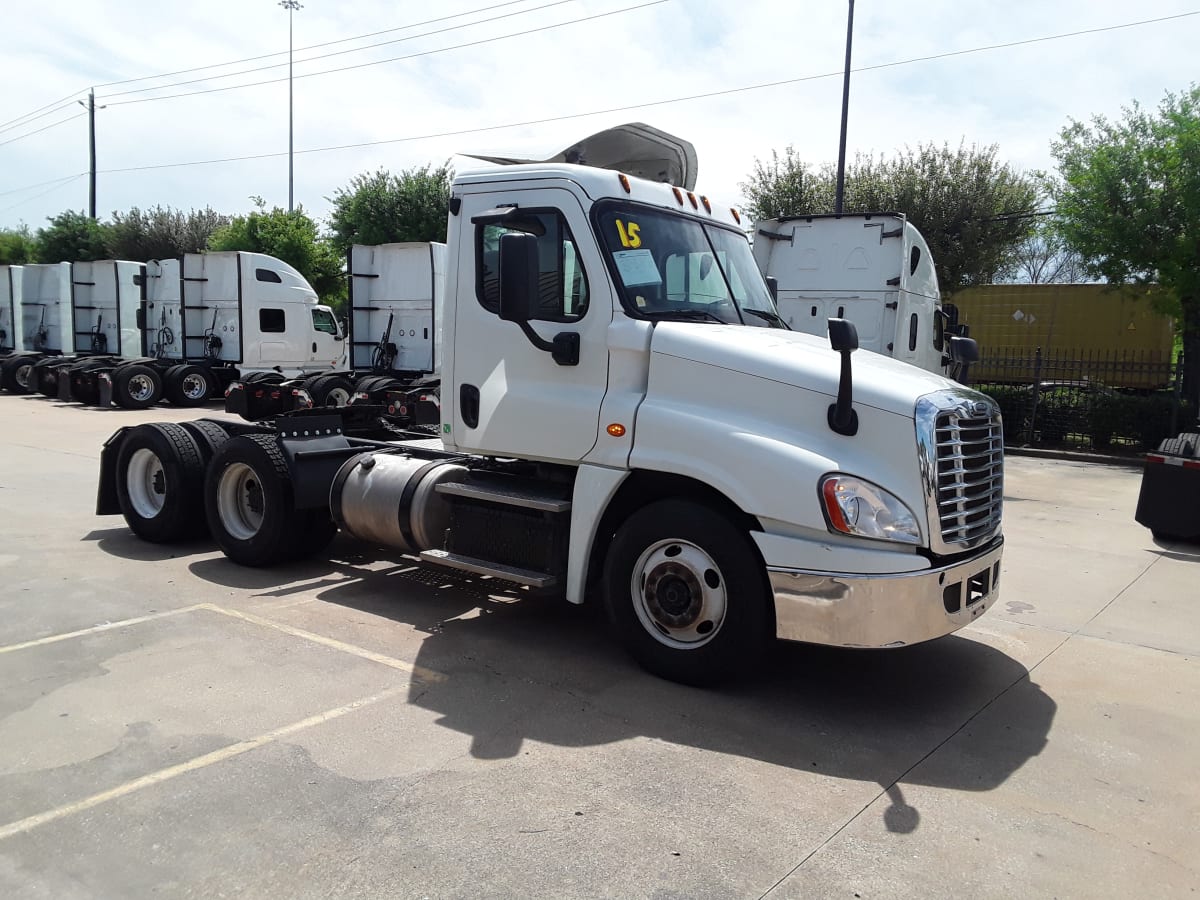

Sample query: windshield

[595,202,781,326]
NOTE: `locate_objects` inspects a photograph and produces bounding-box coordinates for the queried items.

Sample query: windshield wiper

[641,308,728,324]
[742,308,791,329]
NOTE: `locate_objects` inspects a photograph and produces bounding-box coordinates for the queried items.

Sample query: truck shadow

[186,541,1056,835]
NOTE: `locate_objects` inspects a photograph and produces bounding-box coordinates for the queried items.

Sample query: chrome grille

[916,391,1004,555]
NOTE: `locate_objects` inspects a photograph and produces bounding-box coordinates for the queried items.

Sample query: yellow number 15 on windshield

[615,219,642,249]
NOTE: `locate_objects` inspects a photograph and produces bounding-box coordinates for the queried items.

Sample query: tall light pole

[280,0,303,212]
[77,90,105,220]
[834,0,855,216]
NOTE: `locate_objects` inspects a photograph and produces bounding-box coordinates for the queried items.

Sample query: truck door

[451,188,612,462]
[307,306,343,367]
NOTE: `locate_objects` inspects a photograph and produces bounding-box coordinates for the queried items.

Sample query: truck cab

[754,213,969,378]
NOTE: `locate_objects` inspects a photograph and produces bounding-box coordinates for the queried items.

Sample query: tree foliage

[0,225,35,265]
[107,205,230,261]
[996,219,1089,284]
[208,199,345,309]
[327,163,453,255]
[1051,85,1200,405]
[742,142,1043,292]
[33,210,109,263]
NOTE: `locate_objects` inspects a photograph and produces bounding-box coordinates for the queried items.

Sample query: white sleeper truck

[76,251,346,409]
[96,143,1004,685]
[0,262,72,393]
[754,213,973,378]
[0,264,22,356]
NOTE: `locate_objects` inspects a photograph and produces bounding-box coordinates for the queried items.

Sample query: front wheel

[604,499,771,685]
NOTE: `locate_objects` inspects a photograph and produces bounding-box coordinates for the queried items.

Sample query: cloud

[1,0,1196,229]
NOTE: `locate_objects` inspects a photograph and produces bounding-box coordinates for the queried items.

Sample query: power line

[100,0,669,107]
[0,112,87,149]
[0,172,88,200]
[91,0,546,90]
[100,0,579,99]
[0,174,86,216]
[0,90,85,133]
[92,9,1200,176]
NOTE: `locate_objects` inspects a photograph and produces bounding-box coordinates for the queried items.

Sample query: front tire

[604,499,770,686]
[115,423,208,543]
[204,434,335,567]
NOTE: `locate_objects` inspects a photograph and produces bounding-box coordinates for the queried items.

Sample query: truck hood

[649,322,959,417]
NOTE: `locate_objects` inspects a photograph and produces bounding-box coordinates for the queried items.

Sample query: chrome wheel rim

[128,373,156,402]
[324,386,351,407]
[126,448,166,518]
[217,462,264,541]
[14,363,33,390]
[181,373,209,401]
[630,539,727,649]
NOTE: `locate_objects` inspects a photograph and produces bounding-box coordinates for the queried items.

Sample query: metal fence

[969,347,1192,452]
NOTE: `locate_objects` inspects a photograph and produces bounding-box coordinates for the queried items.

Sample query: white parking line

[0,685,410,842]
[0,605,207,656]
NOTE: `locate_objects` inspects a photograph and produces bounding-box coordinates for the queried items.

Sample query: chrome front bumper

[770,538,1003,648]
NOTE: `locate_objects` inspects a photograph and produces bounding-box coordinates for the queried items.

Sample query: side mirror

[765,275,779,302]
[949,335,980,364]
[499,231,539,324]
[828,317,859,353]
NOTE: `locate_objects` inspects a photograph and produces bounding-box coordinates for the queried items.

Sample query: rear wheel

[34,361,64,397]
[165,364,217,407]
[305,374,353,407]
[604,499,770,685]
[1,356,37,394]
[113,364,163,409]
[115,423,208,542]
[204,434,335,567]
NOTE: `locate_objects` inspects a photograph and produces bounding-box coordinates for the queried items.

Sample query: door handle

[312,342,317,352]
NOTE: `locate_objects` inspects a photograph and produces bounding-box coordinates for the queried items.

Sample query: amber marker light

[686,192,698,209]
[730,208,741,224]
[672,186,684,204]
[700,195,711,212]
[606,423,627,437]
[618,173,631,193]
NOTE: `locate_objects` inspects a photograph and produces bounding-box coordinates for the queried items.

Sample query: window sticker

[613,249,662,287]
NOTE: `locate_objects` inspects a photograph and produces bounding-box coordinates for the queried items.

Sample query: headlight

[819,474,922,545]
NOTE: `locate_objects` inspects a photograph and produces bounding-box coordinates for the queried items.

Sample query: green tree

[741,142,1042,292]
[1051,85,1200,406]
[208,199,345,311]
[33,210,109,263]
[327,163,453,255]
[0,225,35,264]
[106,205,230,261]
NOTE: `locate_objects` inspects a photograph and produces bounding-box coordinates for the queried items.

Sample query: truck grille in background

[933,408,1004,548]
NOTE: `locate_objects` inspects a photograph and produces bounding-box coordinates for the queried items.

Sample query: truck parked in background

[753,213,969,379]
[0,262,72,393]
[0,264,22,356]
[97,125,1004,686]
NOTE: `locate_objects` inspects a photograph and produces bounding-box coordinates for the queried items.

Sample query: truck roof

[453,162,746,231]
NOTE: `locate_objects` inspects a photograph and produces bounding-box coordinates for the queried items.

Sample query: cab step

[418,549,558,588]
[435,475,571,512]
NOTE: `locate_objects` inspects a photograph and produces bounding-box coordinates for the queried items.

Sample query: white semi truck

[0,262,73,392]
[753,213,972,378]
[0,264,22,357]
[96,146,1004,685]
[67,251,346,408]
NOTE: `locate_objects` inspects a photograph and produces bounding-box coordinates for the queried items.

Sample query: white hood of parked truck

[649,322,958,417]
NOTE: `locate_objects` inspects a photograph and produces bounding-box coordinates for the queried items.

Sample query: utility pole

[280,0,303,212]
[834,0,855,216]
[78,90,98,219]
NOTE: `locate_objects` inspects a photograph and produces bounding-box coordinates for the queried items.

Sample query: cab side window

[260,308,285,333]
[312,308,339,336]
[477,211,589,321]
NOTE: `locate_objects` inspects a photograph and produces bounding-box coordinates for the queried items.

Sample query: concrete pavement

[0,395,1196,898]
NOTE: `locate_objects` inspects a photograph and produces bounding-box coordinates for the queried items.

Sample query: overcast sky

[1,0,1197,232]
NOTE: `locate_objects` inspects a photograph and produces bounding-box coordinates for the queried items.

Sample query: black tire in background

[113,364,164,409]
[165,364,217,407]
[204,433,335,567]
[603,499,771,686]
[67,359,109,405]
[33,360,63,397]
[115,423,208,542]
[180,419,232,462]
[306,374,354,407]
[1,356,38,394]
